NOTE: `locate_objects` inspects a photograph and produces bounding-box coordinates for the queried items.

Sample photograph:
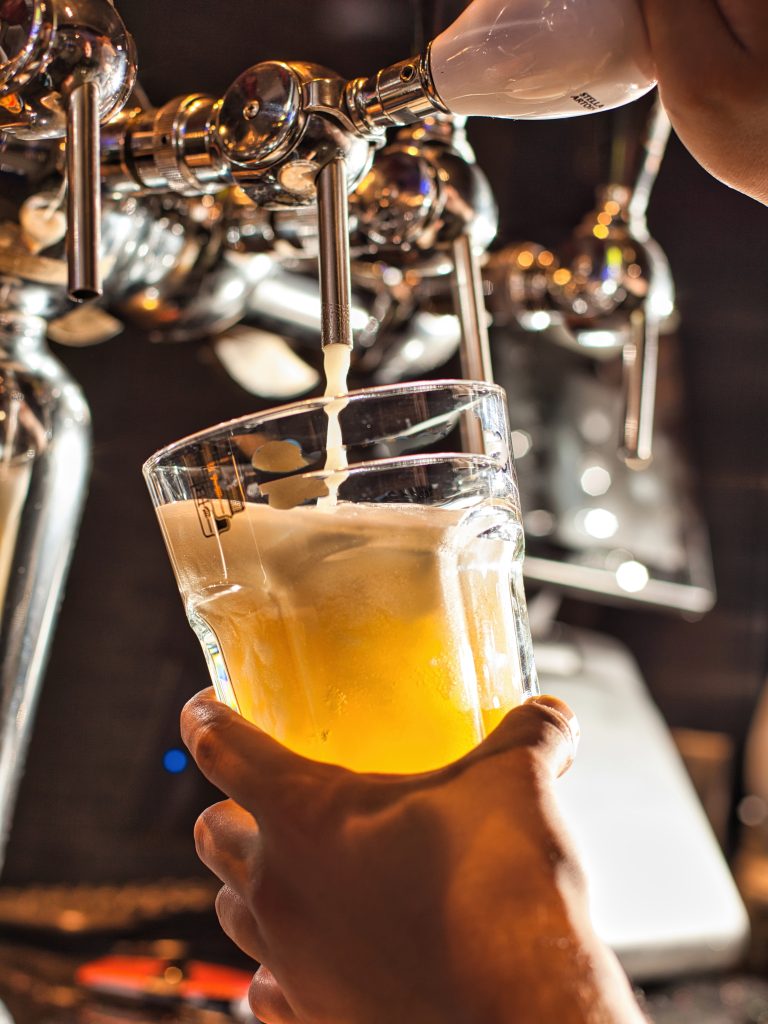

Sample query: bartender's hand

[182,691,645,1024]
[640,0,768,204]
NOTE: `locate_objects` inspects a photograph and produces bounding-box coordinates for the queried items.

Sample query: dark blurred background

[2,0,767,886]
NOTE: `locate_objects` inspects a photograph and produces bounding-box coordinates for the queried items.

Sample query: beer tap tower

[0,0,136,879]
[0,0,656,926]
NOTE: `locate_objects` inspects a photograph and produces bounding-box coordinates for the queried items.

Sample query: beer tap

[100,61,377,364]
[345,0,654,130]
[548,100,674,465]
[352,115,496,387]
[345,0,655,387]
[0,0,690,921]
[97,0,656,370]
[485,99,674,467]
[0,0,137,300]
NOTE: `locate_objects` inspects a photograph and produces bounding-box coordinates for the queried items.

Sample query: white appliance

[537,630,749,981]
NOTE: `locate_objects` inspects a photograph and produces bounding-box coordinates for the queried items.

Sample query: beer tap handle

[316,154,354,350]
[621,305,659,466]
[66,80,102,302]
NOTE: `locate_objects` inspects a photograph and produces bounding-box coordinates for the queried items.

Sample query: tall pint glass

[144,381,537,774]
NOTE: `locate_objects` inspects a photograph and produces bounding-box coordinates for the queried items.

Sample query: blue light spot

[163,748,189,774]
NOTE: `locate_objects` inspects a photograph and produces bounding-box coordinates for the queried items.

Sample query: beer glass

[144,381,537,774]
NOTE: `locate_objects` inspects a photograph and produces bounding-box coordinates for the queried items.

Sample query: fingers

[181,689,322,822]
[249,965,300,1024]
[477,694,580,779]
[215,884,268,963]
[640,0,743,69]
[717,0,768,48]
[195,799,261,892]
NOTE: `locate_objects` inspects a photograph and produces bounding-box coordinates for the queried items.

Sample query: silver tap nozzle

[344,47,447,137]
[66,80,102,302]
[317,155,354,349]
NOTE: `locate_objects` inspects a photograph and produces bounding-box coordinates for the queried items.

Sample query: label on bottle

[571,92,605,112]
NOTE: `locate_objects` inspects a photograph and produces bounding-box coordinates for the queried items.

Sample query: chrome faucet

[0,0,136,299]
[0,307,91,872]
[485,99,675,466]
[0,0,136,887]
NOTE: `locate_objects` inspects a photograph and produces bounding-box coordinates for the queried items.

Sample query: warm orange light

[552,268,572,286]
[538,250,555,267]
[592,224,610,240]
[517,250,535,269]
[0,94,23,115]
[605,200,621,216]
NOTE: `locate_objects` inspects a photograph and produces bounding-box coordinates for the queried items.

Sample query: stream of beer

[321,343,351,506]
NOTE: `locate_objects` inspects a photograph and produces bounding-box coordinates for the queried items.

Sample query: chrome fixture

[0,310,90,870]
[0,0,137,300]
[352,115,497,388]
[346,0,654,129]
[0,0,677,906]
[486,100,674,466]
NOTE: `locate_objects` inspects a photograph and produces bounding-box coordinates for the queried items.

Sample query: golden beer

[158,498,529,773]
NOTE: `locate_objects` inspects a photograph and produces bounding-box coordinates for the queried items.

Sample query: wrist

[446,880,645,1024]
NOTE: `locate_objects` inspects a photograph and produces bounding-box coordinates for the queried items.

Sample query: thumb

[476,694,580,779]
[181,688,331,820]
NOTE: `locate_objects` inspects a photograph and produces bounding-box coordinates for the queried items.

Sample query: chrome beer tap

[352,113,497,409]
[343,0,655,384]
[100,62,378,358]
[0,1,681,911]
[0,0,137,300]
[548,100,675,465]
[0,0,135,885]
[0,181,91,874]
[485,99,674,466]
[97,0,656,362]
[345,0,654,129]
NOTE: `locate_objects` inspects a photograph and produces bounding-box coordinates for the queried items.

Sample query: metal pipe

[452,231,493,454]
[629,100,672,234]
[452,231,493,382]
[0,313,91,874]
[621,306,659,466]
[316,155,354,349]
[66,80,102,302]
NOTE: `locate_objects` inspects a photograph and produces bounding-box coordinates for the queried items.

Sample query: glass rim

[142,378,506,476]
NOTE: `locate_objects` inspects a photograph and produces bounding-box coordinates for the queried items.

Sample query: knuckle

[214,883,235,920]
[527,702,577,748]
[186,703,232,774]
[248,971,277,1021]
[193,806,215,859]
[516,703,572,750]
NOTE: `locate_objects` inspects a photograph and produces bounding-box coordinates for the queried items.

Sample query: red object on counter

[76,955,253,1004]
